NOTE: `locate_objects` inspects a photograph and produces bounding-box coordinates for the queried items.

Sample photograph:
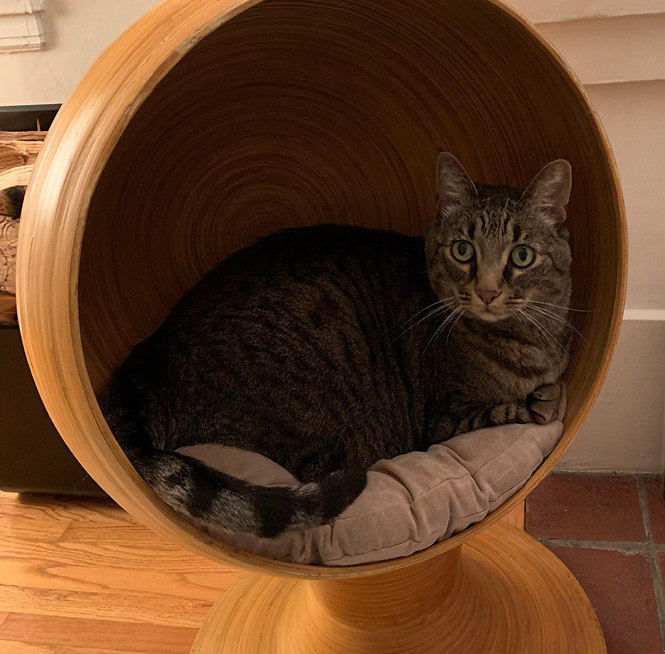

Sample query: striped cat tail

[124,446,367,538]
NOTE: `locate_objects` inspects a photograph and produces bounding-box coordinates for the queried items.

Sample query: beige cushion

[178,397,564,566]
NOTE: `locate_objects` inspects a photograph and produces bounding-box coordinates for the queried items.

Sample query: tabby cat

[103,153,573,538]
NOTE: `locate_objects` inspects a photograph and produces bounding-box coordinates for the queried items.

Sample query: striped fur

[103,155,572,538]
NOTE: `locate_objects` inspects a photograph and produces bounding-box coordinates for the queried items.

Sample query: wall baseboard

[556,314,665,474]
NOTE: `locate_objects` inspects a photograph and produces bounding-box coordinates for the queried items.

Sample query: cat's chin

[467,308,510,323]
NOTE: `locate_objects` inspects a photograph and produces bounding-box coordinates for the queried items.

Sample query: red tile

[549,546,661,654]
[643,476,665,544]
[526,474,645,542]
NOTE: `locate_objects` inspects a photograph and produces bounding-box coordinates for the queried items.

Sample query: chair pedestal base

[191,521,605,654]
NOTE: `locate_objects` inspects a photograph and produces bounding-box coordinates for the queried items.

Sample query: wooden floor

[0,490,524,653]
[0,491,240,653]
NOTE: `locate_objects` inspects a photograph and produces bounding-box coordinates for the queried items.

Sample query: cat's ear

[436,152,477,213]
[522,160,572,224]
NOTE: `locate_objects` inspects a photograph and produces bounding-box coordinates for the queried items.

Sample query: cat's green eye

[511,245,535,268]
[451,240,475,263]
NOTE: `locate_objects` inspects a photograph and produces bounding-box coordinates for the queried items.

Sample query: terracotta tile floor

[526,474,665,654]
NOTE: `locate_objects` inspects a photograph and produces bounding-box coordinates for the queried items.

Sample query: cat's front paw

[527,382,563,425]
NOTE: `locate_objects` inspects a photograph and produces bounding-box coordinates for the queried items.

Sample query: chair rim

[16,0,627,580]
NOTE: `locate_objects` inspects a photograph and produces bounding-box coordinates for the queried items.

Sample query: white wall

[514,3,665,471]
[557,315,665,473]
[585,81,665,311]
[536,12,665,472]
[511,0,665,23]
[0,0,160,106]
[554,80,665,472]
[2,1,664,471]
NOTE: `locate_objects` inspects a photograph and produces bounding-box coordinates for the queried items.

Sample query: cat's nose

[475,288,502,305]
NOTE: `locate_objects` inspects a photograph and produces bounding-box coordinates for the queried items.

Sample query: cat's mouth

[456,288,525,323]
[466,305,508,322]
[457,293,511,322]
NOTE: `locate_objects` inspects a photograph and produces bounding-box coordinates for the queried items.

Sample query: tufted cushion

[178,397,564,566]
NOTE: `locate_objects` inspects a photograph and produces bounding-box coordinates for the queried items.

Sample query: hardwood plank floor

[0,491,239,653]
[0,614,199,654]
[0,644,122,654]
[0,490,524,652]
[0,494,74,543]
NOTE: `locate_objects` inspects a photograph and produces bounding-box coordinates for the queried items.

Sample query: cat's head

[425,153,572,323]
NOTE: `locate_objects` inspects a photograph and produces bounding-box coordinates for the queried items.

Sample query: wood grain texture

[0,131,47,142]
[0,492,239,632]
[192,520,605,653]
[502,501,525,530]
[0,644,134,654]
[17,0,626,579]
[0,131,41,323]
[0,132,44,173]
[0,642,185,654]
[0,614,198,654]
[0,493,73,543]
[0,165,33,192]
[0,488,533,652]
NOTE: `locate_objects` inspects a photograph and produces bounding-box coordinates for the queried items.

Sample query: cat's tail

[122,444,367,538]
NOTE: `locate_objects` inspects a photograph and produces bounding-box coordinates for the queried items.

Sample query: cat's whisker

[421,306,463,359]
[409,304,450,326]
[445,307,466,352]
[410,301,457,324]
[527,299,592,313]
[438,306,464,346]
[527,305,586,340]
[518,309,559,353]
[392,302,455,343]
[514,312,529,338]
[519,309,571,360]
[430,307,461,345]
[405,298,455,323]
